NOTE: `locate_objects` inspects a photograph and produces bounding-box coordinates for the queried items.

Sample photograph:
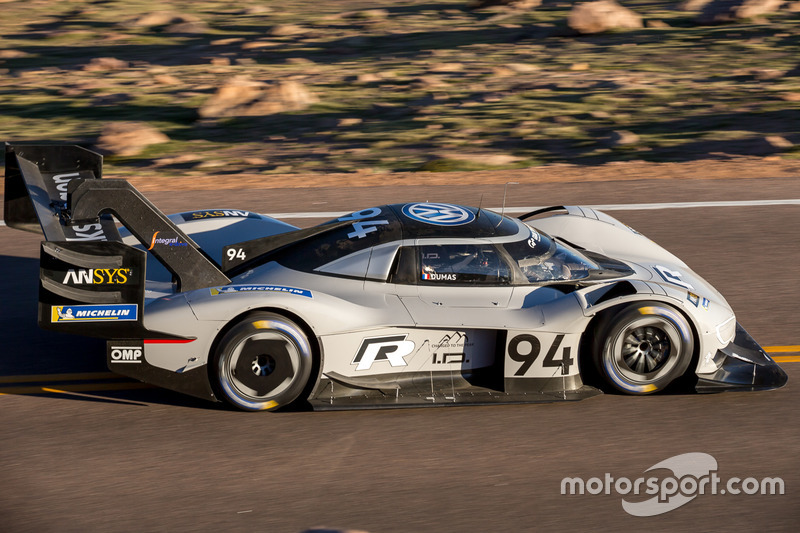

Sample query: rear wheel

[214,312,313,411]
[594,302,694,394]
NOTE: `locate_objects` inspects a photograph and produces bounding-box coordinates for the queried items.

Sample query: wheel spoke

[634,353,648,373]
[622,344,638,356]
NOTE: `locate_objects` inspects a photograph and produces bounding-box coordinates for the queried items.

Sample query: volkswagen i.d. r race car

[4,144,788,411]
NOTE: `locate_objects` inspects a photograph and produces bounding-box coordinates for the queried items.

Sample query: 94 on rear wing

[4,142,229,338]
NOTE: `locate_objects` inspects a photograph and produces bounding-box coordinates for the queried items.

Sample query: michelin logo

[210,285,312,298]
[51,304,138,323]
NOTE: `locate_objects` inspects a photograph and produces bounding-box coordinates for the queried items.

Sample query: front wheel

[213,312,314,411]
[594,302,694,395]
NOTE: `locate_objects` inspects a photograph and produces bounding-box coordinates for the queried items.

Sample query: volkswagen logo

[401,203,475,226]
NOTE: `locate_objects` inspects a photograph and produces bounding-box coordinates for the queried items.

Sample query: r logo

[352,335,415,371]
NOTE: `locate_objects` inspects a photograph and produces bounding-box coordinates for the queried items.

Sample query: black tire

[593,302,694,395]
[213,312,314,411]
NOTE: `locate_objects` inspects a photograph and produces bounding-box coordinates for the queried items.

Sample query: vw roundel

[401,202,475,226]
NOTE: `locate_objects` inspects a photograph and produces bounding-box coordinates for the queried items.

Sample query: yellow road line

[0,372,120,384]
[0,382,153,396]
[773,355,800,363]
[765,346,800,353]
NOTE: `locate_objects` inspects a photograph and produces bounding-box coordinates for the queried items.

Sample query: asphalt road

[1,176,799,532]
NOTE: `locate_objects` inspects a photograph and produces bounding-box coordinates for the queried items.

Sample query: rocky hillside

[0,0,798,180]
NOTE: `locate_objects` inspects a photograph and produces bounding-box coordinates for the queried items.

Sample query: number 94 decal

[506,333,577,377]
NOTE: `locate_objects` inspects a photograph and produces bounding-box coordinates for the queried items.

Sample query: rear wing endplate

[4,142,229,292]
[4,142,120,241]
[4,142,230,338]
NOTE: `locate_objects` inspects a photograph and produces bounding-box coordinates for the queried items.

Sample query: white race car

[5,143,787,410]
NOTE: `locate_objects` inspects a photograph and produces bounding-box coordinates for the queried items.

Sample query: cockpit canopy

[273,203,519,273]
[261,202,626,285]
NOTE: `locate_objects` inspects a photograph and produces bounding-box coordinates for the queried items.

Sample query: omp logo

[401,203,475,226]
[148,231,188,250]
[52,172,80,202]
[62,268,132,285]
[110,346,143,364]
[352,335,415,371]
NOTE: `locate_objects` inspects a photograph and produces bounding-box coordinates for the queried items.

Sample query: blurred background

[0,0,798,182]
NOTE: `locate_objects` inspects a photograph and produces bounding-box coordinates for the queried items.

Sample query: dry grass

[0,0,798,179]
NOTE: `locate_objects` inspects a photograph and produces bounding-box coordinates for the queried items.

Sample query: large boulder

[96,122,169,157]
[123,11,208,33]
[125,11,199,28]
[198,76,318,118]
[677,0,713,9]
[268,24,309,37]
[83,57,129,72]
[567,1,643,34]
[696,0,786,23]
[468,0,542,9]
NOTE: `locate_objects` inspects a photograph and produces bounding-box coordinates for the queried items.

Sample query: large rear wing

[4,142,229,338]
[4,142,120,241]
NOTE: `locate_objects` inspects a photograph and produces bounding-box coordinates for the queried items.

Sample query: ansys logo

[561,452,784,516]
[62,268,132,285]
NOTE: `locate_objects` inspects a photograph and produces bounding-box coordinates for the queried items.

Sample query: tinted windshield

[503,228,599,282]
